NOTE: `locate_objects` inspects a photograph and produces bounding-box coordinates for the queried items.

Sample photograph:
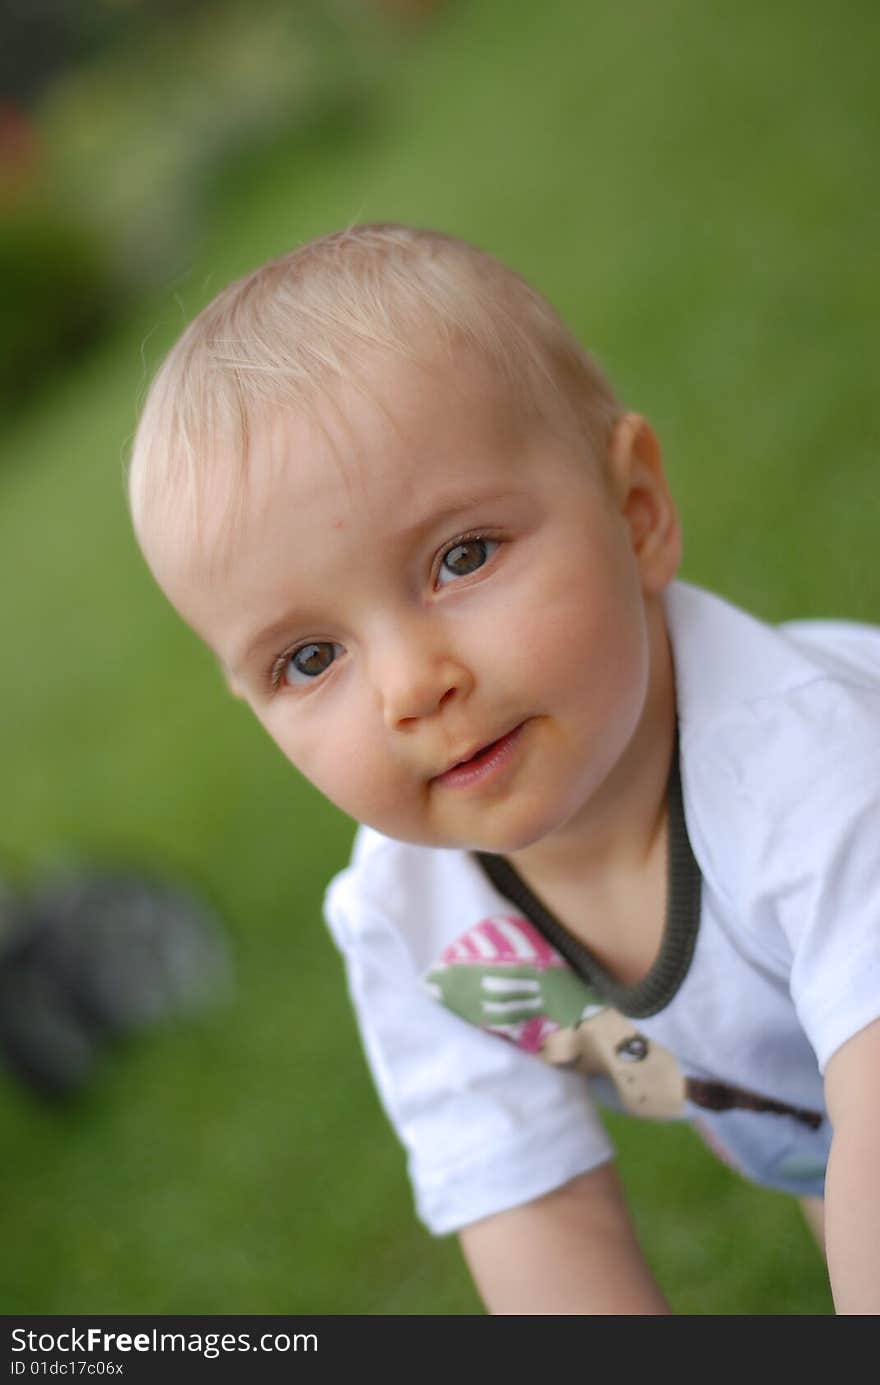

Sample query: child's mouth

[433,722,528,792]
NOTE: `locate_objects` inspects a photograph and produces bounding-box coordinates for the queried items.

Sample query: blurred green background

[2,0,877,1315]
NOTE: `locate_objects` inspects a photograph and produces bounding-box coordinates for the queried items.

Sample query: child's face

[153,351,677,857]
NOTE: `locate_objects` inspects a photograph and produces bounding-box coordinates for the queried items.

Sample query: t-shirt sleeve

[323,865,614,1236]
[779,731,880,1072]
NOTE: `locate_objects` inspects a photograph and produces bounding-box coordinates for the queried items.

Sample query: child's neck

[506,604,677,985]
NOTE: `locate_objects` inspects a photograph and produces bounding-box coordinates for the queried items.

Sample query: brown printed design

[424,914,823,1129]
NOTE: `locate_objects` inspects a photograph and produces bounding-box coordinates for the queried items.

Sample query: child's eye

[273,641,343,688]
[437,537,499,587]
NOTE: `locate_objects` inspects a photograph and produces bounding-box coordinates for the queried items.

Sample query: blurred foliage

[0,0,185,106]
[0,199,115,412]
[37,0,387,287]
[1,0,393,413]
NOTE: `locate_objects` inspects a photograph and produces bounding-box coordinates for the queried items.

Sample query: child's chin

[368,798,564,856]
[450,811,565,858]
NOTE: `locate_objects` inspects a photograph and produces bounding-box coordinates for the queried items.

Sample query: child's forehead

[233,349,536,505]
[156,339,588,599]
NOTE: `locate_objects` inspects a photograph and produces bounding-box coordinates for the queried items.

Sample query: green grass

[2,0,876,1313]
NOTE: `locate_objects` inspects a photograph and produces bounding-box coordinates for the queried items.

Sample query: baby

[128,224,880,1314]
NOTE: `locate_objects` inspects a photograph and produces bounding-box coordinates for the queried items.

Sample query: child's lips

[432,722,529,791]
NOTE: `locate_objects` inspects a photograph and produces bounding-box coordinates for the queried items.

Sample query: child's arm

[823,1017,880,1314]
[459,1161,670,1315]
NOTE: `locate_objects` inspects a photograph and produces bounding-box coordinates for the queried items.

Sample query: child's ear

[607,413,682,594]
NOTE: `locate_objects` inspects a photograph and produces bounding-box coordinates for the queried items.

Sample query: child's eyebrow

[390,488,522,552]
[230,611,315,678]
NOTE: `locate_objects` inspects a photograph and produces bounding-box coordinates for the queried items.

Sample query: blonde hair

[128,223,621,554]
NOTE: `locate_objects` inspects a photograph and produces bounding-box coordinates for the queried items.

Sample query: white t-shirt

[324,581,880,1235]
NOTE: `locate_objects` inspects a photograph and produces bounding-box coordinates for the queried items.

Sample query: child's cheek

[281,705,398,821]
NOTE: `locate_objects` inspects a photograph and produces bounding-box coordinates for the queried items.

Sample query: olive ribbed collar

[474,726,701,1019]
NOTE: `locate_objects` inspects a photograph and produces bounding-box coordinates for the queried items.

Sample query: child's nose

[374,627,474,729]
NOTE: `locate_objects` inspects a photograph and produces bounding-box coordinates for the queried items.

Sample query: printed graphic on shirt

[424,915,824,1131]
